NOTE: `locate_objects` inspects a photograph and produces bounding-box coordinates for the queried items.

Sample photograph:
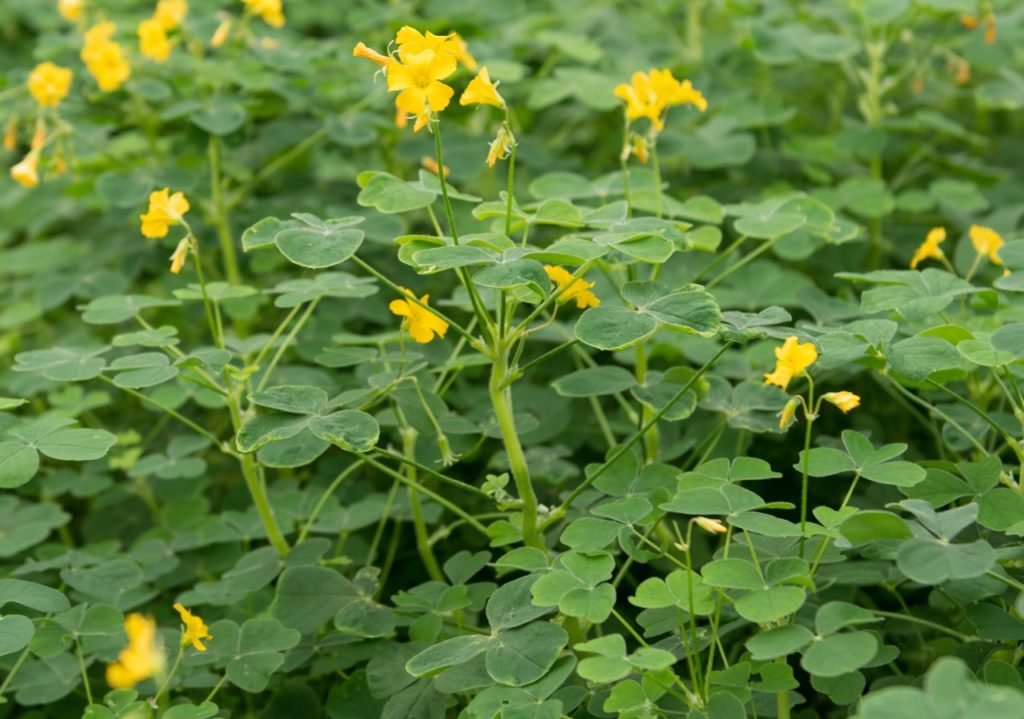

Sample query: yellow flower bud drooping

[169,238,190,274]
[970,225,1004,266]
[764,336,818,390]
[544,265,600,309]
[460,67,504,108]
[27,62,73,108]
[822,391,861,414]
[242,0,284,28]
[910,227,946,269]
[778,397,800,429]
[140,188,190,239]
[106,614,165,689]
[57,0,84,22]
[695,516,728,534]
[211,18,232,48]
[138,18,171,62]
[486,124,515,167]
[10,152,40,188]
[389,288,449,344]
[173,603,211,651]
[631,135,649,164]
[352,41,390,67]
[154,0,188,30]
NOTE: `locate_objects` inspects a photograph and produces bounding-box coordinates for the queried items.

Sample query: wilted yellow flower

[823,391,860,414]
[10,152,39,188]
[81,23,131,91]
[352,41,390,67]
[140,188,190,238]
[615,69,706,132]
[778,396,799,429]
[3,118,15,151]
[27,62,73,108]
[460,67,504,108]
[630,135,649,164]
[138,18,171,62]
[386,47,456,131]
[910,227,946,269]
[544,265,600,309]
[242,0,284,28]
[154,0,187,30]
[57,0,84,22]
[173,603,211,651]
[169,238,190,274]
[211,18,232,47]
[486,124,515,167]
[970,224,1003,265]
[389,288,449,344]
[695,516,728,534]
[764,336,817,390]
[450,32,477,70]
[106,614,164,689]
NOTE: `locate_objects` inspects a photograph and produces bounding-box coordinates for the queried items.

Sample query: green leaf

[206,618,300,692]
[405,635,489,677]
[486,622,568,686]
[308,411,380,453]
[800,632,879,678]
[357,172,437,214]
[0,579,70,613]
[746,625,814,660]
[552,366,637,397]
[734,587,805,623]
[0,442,39,488]
[896,537,995,584]
[0,615,35,657]
[839,510,913,545]
[250,386,329,415]
[191,97,247,135]
[272,566,352,635]
[702,559,764,590]
[13,346,108,381]
[486,575,554,631]
[574,306,657,351]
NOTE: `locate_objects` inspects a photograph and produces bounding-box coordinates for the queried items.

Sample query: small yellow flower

[30,119,46,150]
[970,224,1003,265]
[242,0,284,28]
[10,152,39,188]
[450,32,477,70]
[764,336,818,390]
[389,288,449,344]
[27,62,73,108]
[173,603,211,651]
[486,124,515,168]
[211,18,232,48]
[386,48,456,131]
[106,613,165,689]
[614,69,706,132]
[420,156,448,177]
[3,118,15,151]
[778,396,799,429]
[352,41,390,67]
[910,227,946,269]
[631,135,649,164]
[544,265,600,309]
[695,516,728,534]
[140,188,190,239]
[154,0,187,30]
[81,23,131,92]
[822,391,860,414]
[57,0,84,22]
[169,238,190,274]
[138,18,171,62]
[460,67,504,108]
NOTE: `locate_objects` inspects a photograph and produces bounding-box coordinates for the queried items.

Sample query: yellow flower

[910,227,946,269]
[106,613,165,689]
[394,26,460,58]
[242,0,284,28]
[27,62,73,108]
[694,516,728,534]
[81,23,131,92]
[420,156,448,177]
[386,48,456,131]
[778,397,799,429]
[169,238,190,274]
[614,69,706,132]
[389,288,449,344]
[57,0,84,22]
[173,603,211,651]
[544,265,600,309]
[631,135,649,164]
[822,391,860,414]
[154,0,187,30]
[10,152,39,188]
[352,41,390,67]
[3,118,15,151]
[460,67,504,108]
[450,32,477,70]
[211,18,232,48]
[486,125,515,167]
[763,336,817,390]
[138,18,171,62]
[140,188,190,239]
[970,224,1003,265]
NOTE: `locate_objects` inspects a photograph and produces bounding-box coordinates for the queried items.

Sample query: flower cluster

[766,336,860,429]
[106,604,210,689]
[81,21,131,91]
[909,224,1004,270]
[242,0,285,28]
[615,69,707,133]
[138,0,187,62]
[27,62,73,107]
[544,265,601,309]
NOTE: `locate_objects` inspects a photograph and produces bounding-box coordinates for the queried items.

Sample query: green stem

[401,425,445,582]
[500,339,578,388]
[208,136,242,285]
[75,640,93,705]
[927,379,1024,466]
[635,340,659,463]
[706,236,780,289]
[504,116,516,238]
[0,645,31,698]
[204,674,228,704]
[184,230,223,350]
[776,658,791,719]
[799,376,815,558]
[254,298,320,394]
[869,610,971,641]
[98,376,224,449]
[297,460,366,543]
[154,643,184,706]
[650,140,663,219]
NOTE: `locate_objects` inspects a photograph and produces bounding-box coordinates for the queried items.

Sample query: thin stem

[706,237,780,289]
[650,140,663,219]
[0,646,31,698]
[254,298,320,393]
[208,136,242,285]
[799,375,815,558]
[372,449,490,498]
[870,609,971,641]
[504,115,517,238]
[401,424,445,582]
[927,379,1024,465]
[204,674,228,704]
[297,460,366,543]
[154,643,184,705]
[184,230,223,350]
[75,639,93,705]
[500,339,578,388]
[250,303,302,371]
[98,376,225,449]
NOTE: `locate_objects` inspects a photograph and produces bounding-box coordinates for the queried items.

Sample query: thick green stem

[489,352,543,549]
[777,658,792,719]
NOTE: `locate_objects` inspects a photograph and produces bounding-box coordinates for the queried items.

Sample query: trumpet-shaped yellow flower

[970,224,1003,265]
[460,67,504,108]
[57,0,84,22]
[173,603,211,651]
[352,41,390,67]
[823,391,860,414]
[140,188,190,238]
[169,238,190,274]
[138,18,171,62]
[106,614,165,689]
[544,265,600,309]
[211,18,232,48]
[614,69,707,132]
[910,227,946,269]
[486,125,515,167]
[27,62,73,108]
[778,396,800,429]
[10,152,39,188]
[155,0,187,30]
[450,32,477,70]
[695,516,728,534]
[386,48,456,130]
[389,288,449,344]
[764,336,817,390]
[242,0,284,28]
[81,23,131,91]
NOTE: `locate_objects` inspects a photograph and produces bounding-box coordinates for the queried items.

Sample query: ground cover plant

[2,0,1024,717]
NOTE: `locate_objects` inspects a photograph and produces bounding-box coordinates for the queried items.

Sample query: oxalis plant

[2,1,1024,718]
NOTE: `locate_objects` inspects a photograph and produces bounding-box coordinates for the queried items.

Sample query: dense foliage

[3,0,1024,717]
